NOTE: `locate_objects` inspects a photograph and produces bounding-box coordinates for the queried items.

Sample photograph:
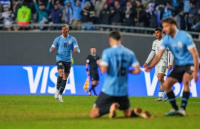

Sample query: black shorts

[168,64,194,82]
[56,61,71,73]
[94,92,130,115]
[90,70,99,81]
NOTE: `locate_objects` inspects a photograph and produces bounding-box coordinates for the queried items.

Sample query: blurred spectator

[17,3,32,30]
[51,4,62,30]
[134,0,147,27]
[160,1,175,20]
[2,5,14,30]
[62,1,72,24]
[0,0,10,8]
[130,0,136,9]
[123,1,134,29]
[33,0,51,30]
[71,0,86,30]
[146,2,158,28]
[175,10,186,30]
[99,3,111,25]
[110,0,123,26]
[108,0,126,7]
[186,1,198,30]
[80,1,95,30]
[94,0,106,18]
[192,8,200,32]
[55,0,64,10]
[183,0,190,13]
[13,0,23,18]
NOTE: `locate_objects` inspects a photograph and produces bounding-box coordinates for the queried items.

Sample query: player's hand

[145,66,152,72]
[168,65,173,70]
[192,71,199,82]
[143,63,148,68]
[73,48,78,53]
[86,71,90,76]
[97,59,102,66]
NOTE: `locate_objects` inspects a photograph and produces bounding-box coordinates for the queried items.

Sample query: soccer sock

[166,90,179,110]
[131,110,138,117]
[59,79,67,95]
[181,91,190,110]
[159,89,164,98]
[92,85,97,95]
[56,76,62,90]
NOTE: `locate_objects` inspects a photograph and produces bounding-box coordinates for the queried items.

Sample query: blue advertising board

[0,65,199,97]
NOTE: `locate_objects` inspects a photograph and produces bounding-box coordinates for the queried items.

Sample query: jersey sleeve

[145,42,156,64]
[131,52,140,68]
[100,50,109,66]
[52,37,59,48]
[72,37,80,53]
[185,33,196,50]
[160,36,169,50]
[86,56,90,64]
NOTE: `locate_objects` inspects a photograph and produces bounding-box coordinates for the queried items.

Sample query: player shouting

[86,47,100,96]
[143,27,174,101]
[90,31,153,119]
[145,17,199,116]
[49,24,80,102]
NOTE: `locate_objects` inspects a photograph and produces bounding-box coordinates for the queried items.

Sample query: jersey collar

[61,35,69,38]
[173,27,179,39]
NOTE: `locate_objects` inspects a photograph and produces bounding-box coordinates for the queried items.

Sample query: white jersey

[145,39,174,67]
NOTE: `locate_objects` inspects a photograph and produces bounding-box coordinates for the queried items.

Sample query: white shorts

[155,66,167,76]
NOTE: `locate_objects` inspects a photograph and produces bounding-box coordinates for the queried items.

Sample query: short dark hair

[109,31,121,40]
[161,17,177,26]
[90,46,96,49]
[155,27,162,32]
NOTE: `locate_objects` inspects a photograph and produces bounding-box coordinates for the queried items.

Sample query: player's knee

[90,110,99,118]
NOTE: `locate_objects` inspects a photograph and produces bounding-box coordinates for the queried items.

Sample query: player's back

[102,45,138,97]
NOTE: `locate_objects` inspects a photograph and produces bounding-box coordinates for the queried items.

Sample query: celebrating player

[143,27,174,101]
[49,24,80,102]
[145,17,199,116]
[90,31,153,119]
[86,47,100,96]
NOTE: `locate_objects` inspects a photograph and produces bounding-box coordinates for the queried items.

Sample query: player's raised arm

[143,43,156,68]
[168,50,174,70]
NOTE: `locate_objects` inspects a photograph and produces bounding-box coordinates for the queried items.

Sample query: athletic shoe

[58,94,63,102]
[154,97,163,101]
[54,89,59,99]
[162,93,168,101]
[87,91,91,96]
[165,109,177,116]
[109,103,119,119]
[176,108,186,116]
[134,107,154,119]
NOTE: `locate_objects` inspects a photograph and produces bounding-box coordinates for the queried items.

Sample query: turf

[0,95,200,129]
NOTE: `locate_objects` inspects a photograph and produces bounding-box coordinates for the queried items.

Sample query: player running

[49,24,80,102]
[90,31,153,119]
[145,17,199,116]
[86,47,100,96]
[143,27,174,101]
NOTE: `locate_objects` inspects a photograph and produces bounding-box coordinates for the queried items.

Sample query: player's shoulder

[162,35,170,41]
[55,35,62,40]
[152,39,159,44]
[69,35,77,40]
[179,30,192,38]
[123,46,134,55]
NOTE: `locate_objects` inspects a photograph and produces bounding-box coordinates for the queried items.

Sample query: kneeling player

[86,47,100,96]
[90,31,153,119]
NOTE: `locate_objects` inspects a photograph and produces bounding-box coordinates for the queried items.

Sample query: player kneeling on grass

[89,31,153,119]
[143,27,174,101]
[49,24,80,102]
[145,17,199,116]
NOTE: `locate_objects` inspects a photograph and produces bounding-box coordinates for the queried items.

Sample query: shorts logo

[178,42,182,48]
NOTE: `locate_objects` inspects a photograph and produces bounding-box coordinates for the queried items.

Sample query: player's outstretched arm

[189,47,199,82]
[129,66,140,74]
[168,50,174,70]
[145,49,164,72]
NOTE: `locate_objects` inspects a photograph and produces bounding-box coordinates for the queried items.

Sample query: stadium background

[0,31,200,96]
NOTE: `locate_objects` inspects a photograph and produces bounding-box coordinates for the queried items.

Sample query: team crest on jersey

[69,41,72,44]
[59,41,62,44]
[178,42,182,48]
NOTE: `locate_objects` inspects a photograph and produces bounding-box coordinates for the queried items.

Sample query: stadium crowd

[0,0,200,31]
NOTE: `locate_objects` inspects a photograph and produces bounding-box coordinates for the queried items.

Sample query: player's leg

[155,73,165,101]
[55,62,64,99]
[58,62,71,102]
[177,72,193,116]
[90,92,113,118]
[91,81,98,96]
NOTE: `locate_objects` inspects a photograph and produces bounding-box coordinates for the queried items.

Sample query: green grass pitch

[0,95,200,129]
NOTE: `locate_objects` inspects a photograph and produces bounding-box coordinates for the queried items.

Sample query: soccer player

[145,17,199,116]
[143,27,174,101]
[90,31,153,119]
[86,47,100,96]
[49,24,80,102]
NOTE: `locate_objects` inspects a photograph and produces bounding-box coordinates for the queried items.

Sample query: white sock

[159,92,164,99]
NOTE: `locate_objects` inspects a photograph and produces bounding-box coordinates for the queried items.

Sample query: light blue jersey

[100,45,139,96]
[50,35,80,62]
[160,29,195,66]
